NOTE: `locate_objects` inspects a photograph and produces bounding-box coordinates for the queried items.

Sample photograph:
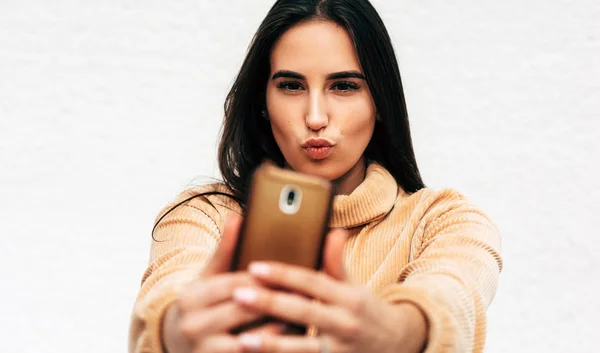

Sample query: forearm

[129,269,197,353]
[162,302,193,353]
[388,198,502,352]
[129,248,213,353]
[381,245,501,353]
[131,187,229,352]
[395,303,428,353]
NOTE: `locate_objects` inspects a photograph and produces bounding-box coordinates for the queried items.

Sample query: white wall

[1,1,598,352]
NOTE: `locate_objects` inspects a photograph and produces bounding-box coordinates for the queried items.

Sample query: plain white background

[1,0,599,352]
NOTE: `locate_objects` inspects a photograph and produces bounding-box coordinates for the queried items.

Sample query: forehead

[270,20,362,74]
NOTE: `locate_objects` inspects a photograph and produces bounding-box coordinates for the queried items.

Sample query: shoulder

[397,187,469,207]
[394,187,466,209]
[393,187,498,231]
[154,182,242,233]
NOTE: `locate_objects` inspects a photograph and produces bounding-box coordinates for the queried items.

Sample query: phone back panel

[231,163,334,272]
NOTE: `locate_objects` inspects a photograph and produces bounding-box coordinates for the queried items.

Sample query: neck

[332,157,367,195]
[330,161,399,228]
[282,157,368,196]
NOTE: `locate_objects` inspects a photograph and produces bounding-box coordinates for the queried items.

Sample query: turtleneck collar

[331,162,399,228]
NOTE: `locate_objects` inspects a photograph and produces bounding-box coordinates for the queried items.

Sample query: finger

[181,301,263,338]
[247,261,352,307]
[232,286,357,340]
[203,213,243,276]
[193,335,242,353]
[178,273,257,311]
[322,228,348,281]
[238,334,321,353]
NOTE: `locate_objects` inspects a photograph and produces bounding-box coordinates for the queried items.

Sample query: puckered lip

[301,138,336,148]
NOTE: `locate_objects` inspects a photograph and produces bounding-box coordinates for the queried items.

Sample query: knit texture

[128,163,503,353]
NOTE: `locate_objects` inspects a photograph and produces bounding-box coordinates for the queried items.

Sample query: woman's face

[266,20,376,193]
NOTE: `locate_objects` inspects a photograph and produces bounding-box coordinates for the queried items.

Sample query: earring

[261,109,269,120]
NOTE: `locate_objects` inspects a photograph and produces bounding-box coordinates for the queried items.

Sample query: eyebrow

[271,70,366,80]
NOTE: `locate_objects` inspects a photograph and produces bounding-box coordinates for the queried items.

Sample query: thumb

[203,212,243,276]
[323,228,348,281]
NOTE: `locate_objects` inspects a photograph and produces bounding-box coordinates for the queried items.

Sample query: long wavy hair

[219,0,424,203]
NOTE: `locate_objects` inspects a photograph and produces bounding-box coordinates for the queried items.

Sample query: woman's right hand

[162,213,279,353]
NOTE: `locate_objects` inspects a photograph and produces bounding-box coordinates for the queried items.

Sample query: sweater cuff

[129,271,197,353]
[379,284,457,353]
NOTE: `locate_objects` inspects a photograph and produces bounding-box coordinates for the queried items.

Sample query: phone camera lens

[279,186,302,214]
[286,191,295,205]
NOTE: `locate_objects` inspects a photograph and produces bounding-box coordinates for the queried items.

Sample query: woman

[129,1,503,352]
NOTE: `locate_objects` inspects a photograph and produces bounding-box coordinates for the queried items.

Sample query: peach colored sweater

[129,163,503,353]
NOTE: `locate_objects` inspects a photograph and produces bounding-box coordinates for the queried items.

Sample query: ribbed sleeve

[128,186,239,353]
[379,190,503,353]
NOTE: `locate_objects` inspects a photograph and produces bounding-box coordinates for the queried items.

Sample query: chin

[287,158,350,181]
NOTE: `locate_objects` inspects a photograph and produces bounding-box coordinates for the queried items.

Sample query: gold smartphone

[230,162,334,334]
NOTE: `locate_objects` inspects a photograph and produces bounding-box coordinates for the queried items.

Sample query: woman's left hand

[231,229,428,353]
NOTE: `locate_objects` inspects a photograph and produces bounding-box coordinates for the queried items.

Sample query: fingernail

[239,334,262,349]
[233,287,257,303]
[249,262,271,277]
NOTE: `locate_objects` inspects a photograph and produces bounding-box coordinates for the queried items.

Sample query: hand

[230,228,428,353]
[162,213,284,353]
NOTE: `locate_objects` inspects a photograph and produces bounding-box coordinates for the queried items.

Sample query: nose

[305,92,328,131]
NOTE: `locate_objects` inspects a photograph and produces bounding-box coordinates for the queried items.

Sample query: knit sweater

[128,163,503,353]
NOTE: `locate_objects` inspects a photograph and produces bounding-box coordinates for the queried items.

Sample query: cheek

[266,87,302,149]
[336,97,376,142]
[340,120,375,158]
[269,118,295,146]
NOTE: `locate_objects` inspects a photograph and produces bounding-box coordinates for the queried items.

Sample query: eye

[331,81,360,92]
[276,81,305,92]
